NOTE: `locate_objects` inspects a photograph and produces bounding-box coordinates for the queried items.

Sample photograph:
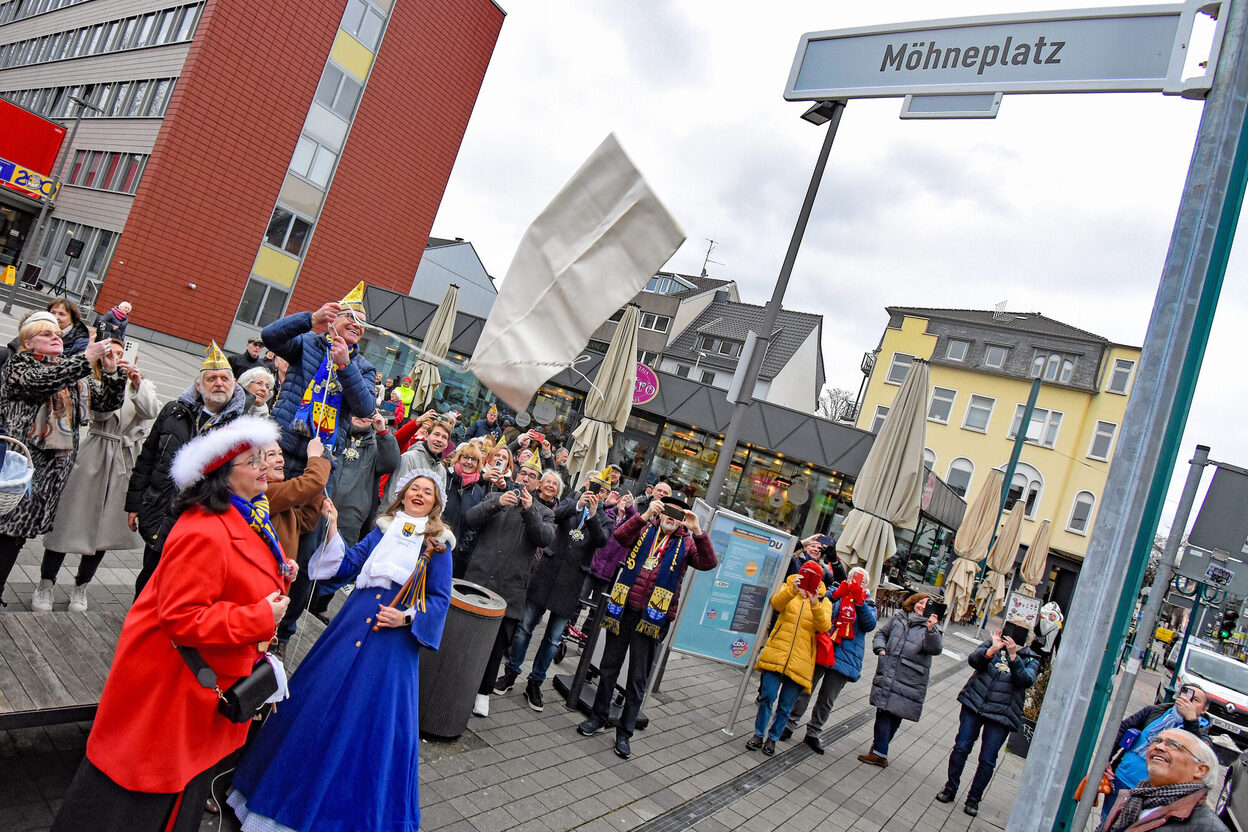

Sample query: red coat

[87,506,285,793]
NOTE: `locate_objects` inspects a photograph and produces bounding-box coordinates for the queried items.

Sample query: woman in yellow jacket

[747,561,833,755]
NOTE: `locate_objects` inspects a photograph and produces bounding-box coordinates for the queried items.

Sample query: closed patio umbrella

[944,469,1004,622]
[1017,519,1052,597]
[836,359,929,589]
[409,284,459,411]
[975,502,1025,619]
[567,305,639,487]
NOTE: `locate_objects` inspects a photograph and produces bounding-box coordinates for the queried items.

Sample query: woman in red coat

[53,415,295,832]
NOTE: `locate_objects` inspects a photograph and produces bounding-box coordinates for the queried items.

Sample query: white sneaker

[472,694,490,717]
[68,584,88,612]
[31,579,53,611]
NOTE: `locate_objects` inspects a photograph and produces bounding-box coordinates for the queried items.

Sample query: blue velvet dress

[229,526,452,832]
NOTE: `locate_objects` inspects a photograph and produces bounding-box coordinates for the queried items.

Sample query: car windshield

[1187,650,1248,694]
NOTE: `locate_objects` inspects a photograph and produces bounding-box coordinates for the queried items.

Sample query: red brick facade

[97,0,504,346]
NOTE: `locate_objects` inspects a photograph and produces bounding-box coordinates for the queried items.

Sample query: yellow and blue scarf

[604,524,688,640]
[291,334,350,445]
[230,494,295,578]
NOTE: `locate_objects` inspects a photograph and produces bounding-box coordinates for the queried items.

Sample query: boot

[857,750,889,767]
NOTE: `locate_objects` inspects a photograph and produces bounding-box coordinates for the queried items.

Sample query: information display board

[670,508,794,666]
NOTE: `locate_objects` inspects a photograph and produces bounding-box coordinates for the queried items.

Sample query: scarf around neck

[1105,782,1204,832]
[605,521,688,640]
[453,462,481,485]
[229,494,294,578]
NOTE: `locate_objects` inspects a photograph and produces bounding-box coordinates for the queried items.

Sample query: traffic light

[1217,609,1240,640]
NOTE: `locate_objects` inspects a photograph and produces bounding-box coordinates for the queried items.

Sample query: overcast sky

[431,0,1245,534]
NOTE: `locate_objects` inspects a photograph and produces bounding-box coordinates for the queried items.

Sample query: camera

[661,503,686,521]
[509,480,525,496]
[586,480,603,495]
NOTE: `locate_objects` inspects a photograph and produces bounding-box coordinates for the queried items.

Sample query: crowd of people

[0,286,1229,832]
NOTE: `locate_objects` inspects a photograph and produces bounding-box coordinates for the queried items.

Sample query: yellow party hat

[521,452,543,474]
[201,340,230,372]
[589,466,613,487]
[339,281,366,315]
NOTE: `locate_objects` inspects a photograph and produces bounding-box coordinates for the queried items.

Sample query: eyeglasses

[1148,737,1199,760]
[236,453,268,470]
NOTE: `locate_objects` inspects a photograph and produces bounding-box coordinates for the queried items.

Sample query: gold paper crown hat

[521,452,543,474]
[487,404,498,417]
[589,466,613,487]
[201,340,230,372]
[339,281,366,315]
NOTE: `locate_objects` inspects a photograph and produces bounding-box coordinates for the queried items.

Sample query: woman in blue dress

[228,468,454,832]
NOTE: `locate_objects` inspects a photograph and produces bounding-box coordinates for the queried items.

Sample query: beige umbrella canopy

[408,284,460,411]
[975,502,1025,619]
[1017,519,1052,597]
[568,306,639,487]
[837,359,929,589]
[944,469,1004,621]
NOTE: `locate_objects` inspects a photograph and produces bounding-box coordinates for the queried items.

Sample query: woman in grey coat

[858,592,943,767]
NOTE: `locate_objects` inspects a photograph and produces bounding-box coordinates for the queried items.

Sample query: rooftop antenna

[701,238,724,277]
[993,300,1010,321]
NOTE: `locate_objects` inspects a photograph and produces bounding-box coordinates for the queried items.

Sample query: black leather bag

[176,644,278,723]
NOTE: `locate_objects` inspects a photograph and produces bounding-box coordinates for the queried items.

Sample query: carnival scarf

[604,523,687,639]
[1105,783,1204,832]
[229,495,295,578]
[291,334,349,445]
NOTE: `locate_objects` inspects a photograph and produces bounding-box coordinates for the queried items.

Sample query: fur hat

[902,592,932,612]
[170,415,279,489]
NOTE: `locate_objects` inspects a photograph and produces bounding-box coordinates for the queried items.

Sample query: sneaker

[68,584,88,613]
[493,669,518,695]
[577,716,606,736]
[31,579,53,612]
[524,680,544,712]
[614,735,631,759]
[805,734,825,754]
[935,788,956,804]
[964,800,979,817]
[746,735,763,751]
[472,694,490,717]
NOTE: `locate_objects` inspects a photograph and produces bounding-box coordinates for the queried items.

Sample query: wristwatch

[403,607,414,625]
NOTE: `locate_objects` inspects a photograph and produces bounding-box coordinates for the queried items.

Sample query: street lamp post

[703,99,846,509]
[5,95,102,316]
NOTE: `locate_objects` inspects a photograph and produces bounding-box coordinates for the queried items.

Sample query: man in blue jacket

[781,565,877,753]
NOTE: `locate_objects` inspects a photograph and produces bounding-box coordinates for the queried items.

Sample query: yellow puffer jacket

[754,575,833,692]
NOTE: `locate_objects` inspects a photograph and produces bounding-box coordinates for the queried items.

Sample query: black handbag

[175,644,279,723]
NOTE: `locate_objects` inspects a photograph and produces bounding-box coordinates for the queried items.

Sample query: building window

[962,394,995,433]
[718,339,740,356]
[885,352,914,385]
[67,150,147,194]
[923,448,936,470]
[1,78,177,120]
[1087,420,1117,461]
[946,339,969,362]
[639,313,671,333]
[700,370,715,385]
[946,458,973,497]
[0,0,93,26]
[700,335,715,351]
[927,386,957,424]
[869,405,889,433]
[264,206,313,257]
[586,339,610,353]
[1009,405,1063,449]
[1001,462,1044,519]
[608,308,624,323]
[0,4,202,71]
[341,0,386,49]
[289,134,337,188]
[984,344,1009,369]
[235,277,289,327]
[1068,491,1096,534]
[675,365,690,378]
[637,349,659,366]
[1032,350,1076,384]
[314,64,363,121]
[1107,358,1135,395]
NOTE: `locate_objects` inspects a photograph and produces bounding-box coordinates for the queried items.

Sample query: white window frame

[923,448,937,470]
[870,405,889,433]
[1008,404,1064,449]
[962,394,995,433]
[700,369,716,385]
[639,313,671,333]
[1000,462,1045,520]
[885,352,914,385]
[946,457,974,497]
[1087,420,1118,461]
[1107,358,1136,395]
[984,344,1009,369]
[945,338,969,362]
[1067,491,1097,535]
[927,386,957,425]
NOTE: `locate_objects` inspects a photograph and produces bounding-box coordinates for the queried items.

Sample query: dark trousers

[0,533,25,596]
[786,665,850,736]
[592,606,660,739]
[872,709,904,757]
[479,617,520,695]
[945,705,1011,802]
[133,541,163,598]
[41,549,105,584]
[53,757,215,832]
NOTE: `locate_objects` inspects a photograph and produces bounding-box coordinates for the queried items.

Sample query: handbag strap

[174,643,220,691]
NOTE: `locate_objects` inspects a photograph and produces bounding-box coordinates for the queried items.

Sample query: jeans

[755,670,804,742]
[872,709,904,757]
[945,705,1011,802]
[785,665,849,736]
[40,549,106,585]
[592,606,660,739]
[506,599,570,684]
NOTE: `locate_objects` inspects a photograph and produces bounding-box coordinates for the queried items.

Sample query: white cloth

[358,513,428,588]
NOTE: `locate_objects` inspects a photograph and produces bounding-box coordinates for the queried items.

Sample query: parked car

[1165,636,1213,670]
[1158,646,1248,748]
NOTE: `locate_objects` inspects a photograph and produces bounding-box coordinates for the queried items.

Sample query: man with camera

[383,418,450,504]
[575,492,716,759]
[464,456,556,718]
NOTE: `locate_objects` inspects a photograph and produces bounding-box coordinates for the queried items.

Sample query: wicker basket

[0,435,34,517]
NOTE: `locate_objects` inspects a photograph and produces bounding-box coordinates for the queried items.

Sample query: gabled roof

[664,300,823,379]
[888,306,1111,344]
[426,236,467,248]
[670,273,734,299]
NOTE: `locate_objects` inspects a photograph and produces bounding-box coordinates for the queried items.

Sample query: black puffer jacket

[124,384,245,548]
[956,642,1041,731]
[528,494,609,619]
[463,491,555,620]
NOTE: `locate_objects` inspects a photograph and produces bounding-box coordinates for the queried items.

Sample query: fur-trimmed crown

[170,415,280,490]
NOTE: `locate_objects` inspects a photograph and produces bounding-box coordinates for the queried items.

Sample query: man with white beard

[125,343,246,596]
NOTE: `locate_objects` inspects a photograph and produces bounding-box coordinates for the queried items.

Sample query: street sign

[1177,546,1248,596]
[785,3,1215,103]
[1189,464,1248,556]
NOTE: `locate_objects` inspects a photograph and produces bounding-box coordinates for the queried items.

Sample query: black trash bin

[419,579,506,739]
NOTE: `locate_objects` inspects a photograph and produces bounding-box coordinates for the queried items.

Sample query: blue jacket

[262,311,377,466]
[827,587,878,682]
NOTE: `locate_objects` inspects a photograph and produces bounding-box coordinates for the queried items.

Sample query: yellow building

[856,307,1141,608]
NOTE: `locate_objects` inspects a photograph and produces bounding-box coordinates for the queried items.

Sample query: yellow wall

[856,315,1140,559]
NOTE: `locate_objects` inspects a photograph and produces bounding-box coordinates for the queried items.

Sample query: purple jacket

[588,502,638,579]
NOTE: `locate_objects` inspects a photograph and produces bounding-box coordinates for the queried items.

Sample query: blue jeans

[872,709,904,757]
[505,600,570,685]
[754,671,803,742]
[945,705,1011,802]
